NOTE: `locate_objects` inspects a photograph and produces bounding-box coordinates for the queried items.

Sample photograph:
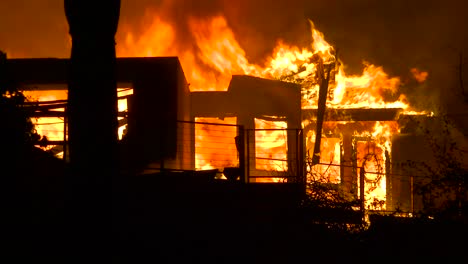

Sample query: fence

[142,123,306,185]
[31,113,307,185]
[142,120,244,179]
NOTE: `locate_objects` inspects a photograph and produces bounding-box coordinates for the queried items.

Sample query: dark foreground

[4,172,468,263]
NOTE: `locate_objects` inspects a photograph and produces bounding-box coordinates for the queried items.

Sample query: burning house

[192,75,303,183]
[8,15,465,218]
[11,55,439,214]
[9,57,193,173]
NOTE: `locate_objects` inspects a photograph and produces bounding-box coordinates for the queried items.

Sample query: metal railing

[245,129,304,184]
[142,120,245,179]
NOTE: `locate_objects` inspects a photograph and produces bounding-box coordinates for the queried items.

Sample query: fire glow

[27,10,430,209]
[118,14,417,109]
[254,118,288,183]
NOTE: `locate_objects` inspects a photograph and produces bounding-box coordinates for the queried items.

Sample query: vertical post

[297,129,306,190]
[296,129,300,184]
[63,106,67,162]
[351,137,358,200]
[191,120,195,170]
[246,129,250,183]
[385,149,391,211]
[312,61,332,165]
[342,132,353,196]
[360,166,366,213]
[410,174,414,214]
[339,138,344,184]
[237,125,245,183]
[300,129,307,190]
[65,0,120,177]
[64,1,121,259]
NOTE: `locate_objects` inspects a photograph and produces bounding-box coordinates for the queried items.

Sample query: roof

[8,57,186,88]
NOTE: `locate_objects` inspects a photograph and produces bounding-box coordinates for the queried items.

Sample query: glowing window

[254,118,288,171]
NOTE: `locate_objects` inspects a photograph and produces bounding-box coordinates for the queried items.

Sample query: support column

[64,0,121,259]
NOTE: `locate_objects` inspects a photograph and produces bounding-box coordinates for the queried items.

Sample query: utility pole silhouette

[64,0,121,258]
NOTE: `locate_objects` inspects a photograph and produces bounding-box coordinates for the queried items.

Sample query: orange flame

[254,118,288,171]
[22,90,67,157]
[410,68,429,83]
[310,137,341,184]
[118,13,422,112]
[354,121,399,210]
[194,117,238,171]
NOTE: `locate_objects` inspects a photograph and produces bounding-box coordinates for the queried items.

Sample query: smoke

[303,0,468,113]
[0,0,467,112]
[117,0,468,113]
[118,0,310,63]
[0,0,69,58]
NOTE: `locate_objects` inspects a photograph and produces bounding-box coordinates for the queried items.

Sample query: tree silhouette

[0,51,40,174]
[1,51,66,260]
[401,115,468,221]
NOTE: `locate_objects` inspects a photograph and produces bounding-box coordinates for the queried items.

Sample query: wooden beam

[312,61,332,165]
[302,108,403,122]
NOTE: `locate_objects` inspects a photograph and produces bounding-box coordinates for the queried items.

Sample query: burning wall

[192,75,302,182]
[116,12,429,184]
[12,57,193,172]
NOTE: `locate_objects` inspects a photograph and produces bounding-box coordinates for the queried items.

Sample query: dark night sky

[0,0,467,113]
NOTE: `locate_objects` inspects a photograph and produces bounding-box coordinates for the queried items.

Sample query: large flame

[118,12,259,91]
[117,15,417,111]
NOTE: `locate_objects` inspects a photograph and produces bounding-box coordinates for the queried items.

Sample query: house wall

[10,57,194,172]
[191,75,302,182]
